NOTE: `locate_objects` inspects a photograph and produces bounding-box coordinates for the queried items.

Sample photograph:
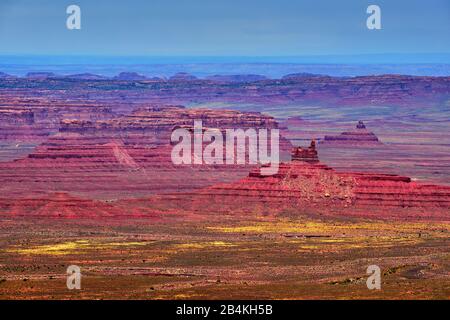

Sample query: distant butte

[169,72,197,81]
[321,121,382,145]
[206,74,267,83]
[113,72,148,81]
[282,72,324,79]
[64,73,108,80]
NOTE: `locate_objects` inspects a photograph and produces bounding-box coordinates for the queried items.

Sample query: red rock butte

[291,140,319,164]
[321,121,382,145]
[169,140,450,220]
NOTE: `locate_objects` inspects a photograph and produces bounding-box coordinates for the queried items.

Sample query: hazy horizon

[1,52,449,78]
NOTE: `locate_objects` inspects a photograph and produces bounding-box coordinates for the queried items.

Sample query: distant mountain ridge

[206,74,268,82]
[3,71,447,83]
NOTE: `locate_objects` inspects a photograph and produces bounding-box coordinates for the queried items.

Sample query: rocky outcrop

[291,140,319,163]
[321,121,382,145]
[168,141,450,219]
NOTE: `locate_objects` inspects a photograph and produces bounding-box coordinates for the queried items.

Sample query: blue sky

[0,0,449,60]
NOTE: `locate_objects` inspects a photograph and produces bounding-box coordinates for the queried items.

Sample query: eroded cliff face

[0,95,115,142]
[58,105,283,145]
[0,104,291,200]
[0,74,448,108]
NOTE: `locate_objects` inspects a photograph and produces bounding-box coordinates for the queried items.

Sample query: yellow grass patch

[207,219,450,237]
[174,241,237,250]
[8,240,148,256]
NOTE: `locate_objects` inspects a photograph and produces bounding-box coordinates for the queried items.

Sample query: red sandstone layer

[1,74,448,110]
[0,105,291,199]
[161,142,450,220]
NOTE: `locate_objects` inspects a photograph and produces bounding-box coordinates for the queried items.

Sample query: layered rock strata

[0,105,290,199]
[167,141,450,219]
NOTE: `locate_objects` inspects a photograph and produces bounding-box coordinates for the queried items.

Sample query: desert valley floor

[1,216,449,300]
